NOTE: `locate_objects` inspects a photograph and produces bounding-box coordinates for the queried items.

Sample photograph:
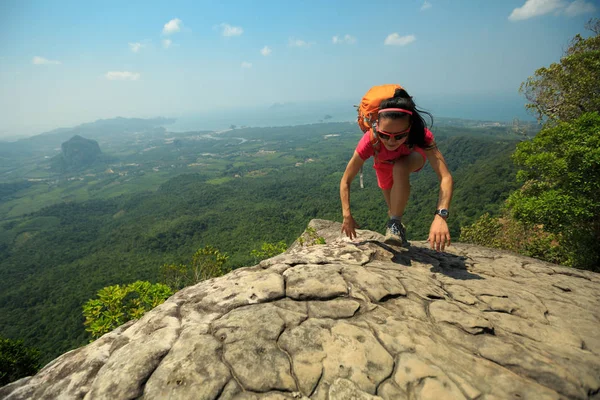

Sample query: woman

[340,88,453,252]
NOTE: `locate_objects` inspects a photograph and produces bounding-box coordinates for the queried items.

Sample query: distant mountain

[51,135,102,172]
[24,117,175,148]
[0,140,38,157]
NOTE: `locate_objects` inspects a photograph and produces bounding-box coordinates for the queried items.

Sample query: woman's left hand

[428,216,451,252]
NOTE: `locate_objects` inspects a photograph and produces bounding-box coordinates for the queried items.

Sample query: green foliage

[160,263,189,292]
[520,18,600,123]
[0,336,41,386]
[190,244,230,281]
[82,281,172,340]
[160,245,231,290]
[460,212,569,265]
[297,226,326,246]
[459,213,502,248]
[250,241,288,262]
[506,113,600,269]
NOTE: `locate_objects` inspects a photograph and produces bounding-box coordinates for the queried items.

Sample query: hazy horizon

[0,91,537,141]
[1,0,596,140]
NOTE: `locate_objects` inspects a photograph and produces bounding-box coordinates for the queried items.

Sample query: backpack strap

[360,166,364,189]
[370,125,382,164]
[359,127,382,189]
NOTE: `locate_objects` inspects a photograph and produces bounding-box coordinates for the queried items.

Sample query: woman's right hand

[341,215,360,240]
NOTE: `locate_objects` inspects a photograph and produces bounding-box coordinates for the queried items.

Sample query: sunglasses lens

[377,131,408,140]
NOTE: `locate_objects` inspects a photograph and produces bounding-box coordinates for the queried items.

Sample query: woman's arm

[340,151,365,239]
[424,146,454,251]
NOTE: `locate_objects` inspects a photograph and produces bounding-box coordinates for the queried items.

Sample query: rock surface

[2,219,600,400]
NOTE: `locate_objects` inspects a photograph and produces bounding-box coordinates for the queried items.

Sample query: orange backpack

[356,84,403,188]
[357,84,403,133]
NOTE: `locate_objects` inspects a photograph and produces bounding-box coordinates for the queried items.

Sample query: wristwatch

[434,209,449,219]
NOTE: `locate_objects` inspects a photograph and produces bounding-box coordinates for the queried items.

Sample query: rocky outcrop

[51,135,102,172]
[2,219,599,400]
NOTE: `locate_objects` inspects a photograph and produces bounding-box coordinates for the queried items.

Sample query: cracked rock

[2,219,599,400]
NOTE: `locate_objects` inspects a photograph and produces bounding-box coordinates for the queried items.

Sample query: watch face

[437,209,449,217]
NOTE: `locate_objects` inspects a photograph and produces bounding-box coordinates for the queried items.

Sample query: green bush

[0,336,41,385]
[250,241,288,262]
[297,226,326,246]
[460,212,569,265]
[82,281,173,340]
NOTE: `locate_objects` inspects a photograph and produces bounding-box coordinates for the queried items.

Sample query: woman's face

[377,117,411,151]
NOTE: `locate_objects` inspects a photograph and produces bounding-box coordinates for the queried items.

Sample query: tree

[506,113,600,269]
[520,18,600,124]
[250,241,288,262]
[160,245,230,290]
[82,281,173,340]
[0,336,41,385]
[189,245,231,282]
[463,20,600,270]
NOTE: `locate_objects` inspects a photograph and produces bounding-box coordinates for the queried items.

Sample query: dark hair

[378,88,433,147]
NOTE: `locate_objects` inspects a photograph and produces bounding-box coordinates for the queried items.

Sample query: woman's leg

[382,189,392,216]
[389,152,426,217]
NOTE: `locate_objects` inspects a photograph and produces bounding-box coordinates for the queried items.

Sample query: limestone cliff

[1,219,599,400]
[51,135,102,172]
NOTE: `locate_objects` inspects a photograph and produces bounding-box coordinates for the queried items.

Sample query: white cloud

[564,0,597,16]
[332,34,356,44]
[260,46,272,56]
[421,1,432,10]
[220,23,243,37]
[105,71,140,81]
[384,33,416,46]
[241,61,252,68]
[509,0,597,20]
[163,18,182,34]
[162,39,172,49]
[129,42,144,53]
[289,38,312,47]
[509,0,564,20]
[32,56,61,65]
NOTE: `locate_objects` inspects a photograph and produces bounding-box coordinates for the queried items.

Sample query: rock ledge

[2,219,599,400]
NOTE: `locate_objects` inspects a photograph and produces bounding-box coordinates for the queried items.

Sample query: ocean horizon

[165,93,536,133]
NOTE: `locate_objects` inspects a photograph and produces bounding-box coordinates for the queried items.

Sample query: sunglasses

[376,125,411,141]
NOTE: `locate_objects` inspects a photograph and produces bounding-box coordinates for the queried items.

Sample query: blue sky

[0,0,597,137]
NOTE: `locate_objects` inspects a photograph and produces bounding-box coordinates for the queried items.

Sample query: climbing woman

[340,85,453,252]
